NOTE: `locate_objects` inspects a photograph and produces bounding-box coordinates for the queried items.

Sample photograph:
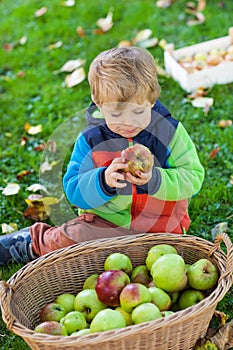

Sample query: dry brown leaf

[65,67,85,88]
[20,136,28,146]
[187,12,205,26]
[96,8,114,32]
[47,41,63,51]
[132,29,152,45]
[209,147,220,159]
[197,0,206,11]
[2,183,20,196]
[24,196,59,221]
[210,320,233,350]
[24,122,42,135]
[16,170,31,181]
[3,43,13,52]
[218,120,232,128]
[117,40,132,48]
[76,26,86,37]
[34,7,47,17]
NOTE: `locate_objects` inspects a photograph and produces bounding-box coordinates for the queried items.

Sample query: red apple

[40,303,66,322]
[95,270,130,307]
[119,283,151,313]
[34,321,68,336]
[121,144,153,176]
[131,265,152,286]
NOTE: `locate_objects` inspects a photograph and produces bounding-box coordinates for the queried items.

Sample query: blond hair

[88,46,161,106]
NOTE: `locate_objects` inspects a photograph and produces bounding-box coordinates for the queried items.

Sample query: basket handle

[0,280,16,330]
[212,232,233,282]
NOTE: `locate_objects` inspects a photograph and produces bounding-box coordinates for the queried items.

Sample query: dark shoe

[0,227,36,266]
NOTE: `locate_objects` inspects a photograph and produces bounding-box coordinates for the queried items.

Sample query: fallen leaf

[24,196,59,221]
[132,29,152,45]
[137,37,158,48]
[3,43,13,52]
[197,0,206,11]
[65,67,85,87]
[159,38,168,49]
[61,0,75,6]
[40,158,53,173]
[27,183,49,193]
[187,12,205,26]
[117,40,132,48]
[47,41,63,51]
[96,8,114,32]
[2,183,20,196]
[218,120,232,128]
[17,70,25,78]
[210,320,233,350]
[156,0,175,8]
[24,122,42,135]
[209,147,220,159]
[16,170,31,181]
[20,136,28,146]
[58,59,86,73]
[1,223,18,234]
[191,97,214,108]
[34,142,47,151]
[76,26,86,37]
[34,7,47,17]
[214,310,228,326]
[187,87,209,99]
[18,36,27,45]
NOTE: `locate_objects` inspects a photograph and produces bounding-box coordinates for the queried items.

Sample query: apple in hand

[95,269,130,307]
[104,252,133,275]
[131,303,162,324]
[121,144,153,176]
[131,265,152,286]
[115,306,132,326]
[148,287,172,311]
[90,309,126,333]
[146,244,178,271]
[178,290,205,310]
[34,321,68,336]
[74,289,107,323]
[187,259,218,290]
[55,293,75,314]
[83,274,99,290]
[60,311,87,335]
[151,254,187,292]
[40,303,67,322]
[119,283,151,313]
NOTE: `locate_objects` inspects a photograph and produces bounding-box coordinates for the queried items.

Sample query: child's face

[100,100,152,138]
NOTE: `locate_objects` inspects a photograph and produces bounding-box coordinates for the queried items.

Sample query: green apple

[131,265,152,286]
[90,309,126,333]
[60,311,87,335]
[161,311,174,317]
[95,270,130,307]
[119,283,151,313]
[55,293,75,314]
[131,303,162,324]
[115,306,132,326]
[40,303,67,322]
[146,244,178,271]
[74,289,107,323]
[104,252,133,275]
[187,259,218,290]
[148,287,172,311]
[185,264,191,273]
[34,321,68,336]
[178,289,205,310]
[83,274,99,290]
[151,254,187,292]
[70,328,91,336]
[169,291,179,304]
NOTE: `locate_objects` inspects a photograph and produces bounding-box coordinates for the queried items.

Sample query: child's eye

[111,112,122,117]
[134,109,144,114]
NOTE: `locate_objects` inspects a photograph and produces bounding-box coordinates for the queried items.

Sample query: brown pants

[30,214,141,257]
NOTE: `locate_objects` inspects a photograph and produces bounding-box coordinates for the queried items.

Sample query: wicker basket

[0,232,232,350]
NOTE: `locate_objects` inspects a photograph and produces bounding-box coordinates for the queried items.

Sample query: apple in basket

[131,302,162,324]
[70,328,91,337]
[187,258,219,290]
[55,293,75,313]
[82,273,99,290]
[130,265,152,286]
[178,289,205,310]
[40,302,67,322]
[104,252,133,275]
[151,254,187,292]
[95,269,130,307]
[119,283,151,313]
[121,144,153,176]
[115,306,132,326]
[34,321,68,336]
[148,286,172,311]
[90,309,126,333]
[74,289,107,323]
[146,244,178,271]
[60,311,87,335]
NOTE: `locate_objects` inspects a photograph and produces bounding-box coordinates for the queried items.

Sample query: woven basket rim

[1,232,232,347]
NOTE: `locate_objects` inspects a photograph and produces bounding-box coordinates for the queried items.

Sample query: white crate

[164,29,233,92]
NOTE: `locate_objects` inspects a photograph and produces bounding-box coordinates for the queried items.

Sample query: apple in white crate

[40,303,67,322]
[151,254,187,292]
[119,283,151,313]
[148,286,172,311]
[104,252,133,275]
[55,293,75,313]
[74,289,107,323]
[131,265,152,286]
[187,258,219,290]
[60,311,87,335]
[178,289,205,310]
[131,302,162,324]
[83,273,99,290]
[95,269,130,307]
[34,321,68,336]
[146,244,178,270]
[90,309,126,333]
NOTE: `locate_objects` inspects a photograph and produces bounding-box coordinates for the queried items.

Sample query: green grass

[0,0,233,348]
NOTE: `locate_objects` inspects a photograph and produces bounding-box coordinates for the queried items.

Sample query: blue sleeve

[63,133,116,208]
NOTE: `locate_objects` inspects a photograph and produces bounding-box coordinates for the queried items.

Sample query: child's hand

[104,158,128,188]
[124,168,153,186]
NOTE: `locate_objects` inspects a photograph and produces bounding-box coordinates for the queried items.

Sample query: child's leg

[31,213,139,257]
